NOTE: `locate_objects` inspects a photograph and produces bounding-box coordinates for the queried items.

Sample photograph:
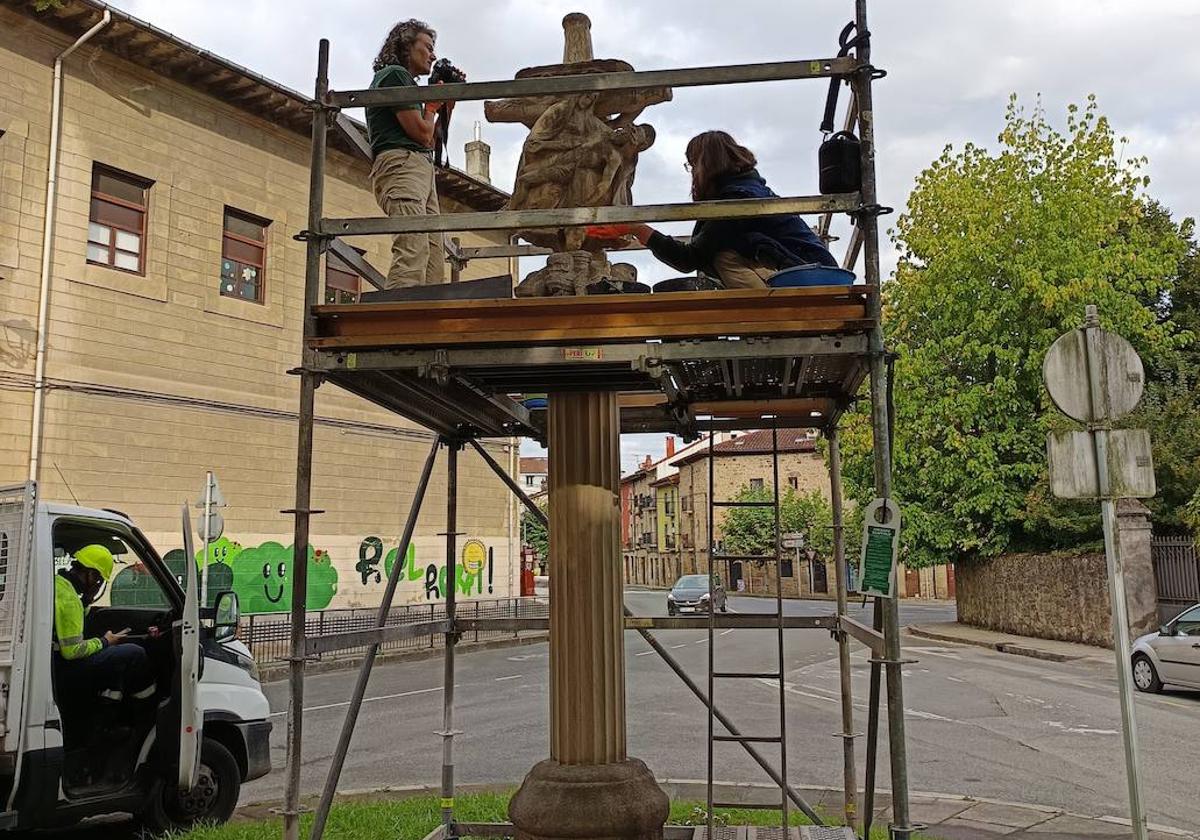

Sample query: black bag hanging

[818,21,865,194]
[820,131,861,194]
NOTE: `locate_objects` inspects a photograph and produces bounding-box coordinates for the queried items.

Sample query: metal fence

[239,596,548,662]
[1151,536,1199,622]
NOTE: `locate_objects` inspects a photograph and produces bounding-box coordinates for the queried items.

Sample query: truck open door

[175,505,202,791]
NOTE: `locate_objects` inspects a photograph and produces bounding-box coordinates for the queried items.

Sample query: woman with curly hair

[366,19,453,287]
[593,131,836,289]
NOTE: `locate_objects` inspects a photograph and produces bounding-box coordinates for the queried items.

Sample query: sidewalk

[907,621,1112,664]
[236,781,1197,839]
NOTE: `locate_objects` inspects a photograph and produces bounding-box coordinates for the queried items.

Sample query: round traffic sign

[1043,327,1144,423]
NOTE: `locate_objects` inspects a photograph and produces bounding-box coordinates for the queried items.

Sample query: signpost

[1043,305,1151,840]
[195,472,226,607]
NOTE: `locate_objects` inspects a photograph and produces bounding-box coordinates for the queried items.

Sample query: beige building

[672,429,837,598]
[0,2,523,612]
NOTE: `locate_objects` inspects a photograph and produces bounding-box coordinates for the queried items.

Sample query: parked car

[667,574,727,616]
[1131,603,1200,692]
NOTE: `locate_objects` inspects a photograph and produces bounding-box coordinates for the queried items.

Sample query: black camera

[429,58,466,85]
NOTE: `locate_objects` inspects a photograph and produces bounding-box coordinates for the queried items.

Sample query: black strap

[820,21,870,134]
[434,109,451,167]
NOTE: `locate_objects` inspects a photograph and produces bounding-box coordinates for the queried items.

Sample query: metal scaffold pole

[309,438,442,840]
[827,428,858,829]
[282,37,330,840]
[854,1,915,837]
[441,443,461,836]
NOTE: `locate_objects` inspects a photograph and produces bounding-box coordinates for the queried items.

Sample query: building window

[88,165,152,274]
[325,249,364,304]
[781,557,795,578]
[220,208,269,303]
[749,478,764,491]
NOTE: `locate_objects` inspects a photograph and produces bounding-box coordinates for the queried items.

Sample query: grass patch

[174,793,930,840]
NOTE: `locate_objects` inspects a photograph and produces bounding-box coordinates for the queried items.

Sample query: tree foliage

[842,96,1194,566]
[520,505,548,561]
[721,484,860,561]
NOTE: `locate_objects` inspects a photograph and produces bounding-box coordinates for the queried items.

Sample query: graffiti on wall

[109,533,496,613]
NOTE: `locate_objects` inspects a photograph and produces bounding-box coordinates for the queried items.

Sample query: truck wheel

[142,737,241,834]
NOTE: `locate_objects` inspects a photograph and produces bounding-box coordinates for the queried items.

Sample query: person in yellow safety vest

[54,544,156,706]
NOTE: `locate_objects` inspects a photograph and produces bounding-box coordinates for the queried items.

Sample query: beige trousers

[370,148,446,288]
[712,250,775,289]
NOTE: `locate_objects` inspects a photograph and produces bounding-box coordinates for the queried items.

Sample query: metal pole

[853,1,913,835]
[469,440,544,522]
[201,470,213,607]
[862,599,884,839]
[770,422,789,826]
[283,37,329,840]
[705,433,715,834]
[827,429,858,829]
[441,443,460,836]
[1083,307,1148,840]
[309,438,441,840]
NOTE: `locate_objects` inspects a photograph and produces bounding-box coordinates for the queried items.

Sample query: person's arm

[396,105,438,149]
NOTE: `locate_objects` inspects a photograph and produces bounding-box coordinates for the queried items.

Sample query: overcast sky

[115,0,1200,472]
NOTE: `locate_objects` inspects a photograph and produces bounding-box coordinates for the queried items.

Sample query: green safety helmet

[75,544,115,582]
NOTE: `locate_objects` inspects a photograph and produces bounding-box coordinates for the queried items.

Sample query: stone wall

[956,501,1158,647]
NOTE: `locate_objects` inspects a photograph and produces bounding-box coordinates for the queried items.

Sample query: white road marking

[494,674,522,682]
[635,650,656,657]
[719,629,735,637]
[670,643,687,649]
[270,685,442,717]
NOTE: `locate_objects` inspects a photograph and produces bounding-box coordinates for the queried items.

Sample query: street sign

[857,498,900,599]
[198,510,225,542]
[194,474,227,508]
[1048,430,1156,499]
[1043,325,1144,423]
[781,532,805,550]
[1043,306,1150,840]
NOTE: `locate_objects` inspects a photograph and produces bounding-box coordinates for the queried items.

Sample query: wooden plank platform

[311,287,872,350]
[307,288,874,440]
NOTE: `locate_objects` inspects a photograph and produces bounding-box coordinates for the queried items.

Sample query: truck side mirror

[214,590,240,641]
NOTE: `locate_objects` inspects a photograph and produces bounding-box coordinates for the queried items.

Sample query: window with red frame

[220,208,269,303]
[88,165,152,273]
[325,249,365,304]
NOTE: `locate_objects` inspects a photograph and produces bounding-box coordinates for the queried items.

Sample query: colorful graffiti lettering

[375,539,494,600]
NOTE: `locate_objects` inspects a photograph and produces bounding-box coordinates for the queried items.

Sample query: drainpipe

[28,10,112,483]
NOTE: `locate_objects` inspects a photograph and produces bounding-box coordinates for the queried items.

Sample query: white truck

[0,483,272,832]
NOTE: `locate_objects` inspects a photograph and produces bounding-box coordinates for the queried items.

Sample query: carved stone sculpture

[514,251,640,297]
[487,13,671,273]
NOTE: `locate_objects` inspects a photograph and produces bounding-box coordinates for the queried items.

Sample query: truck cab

[0,483,272,832]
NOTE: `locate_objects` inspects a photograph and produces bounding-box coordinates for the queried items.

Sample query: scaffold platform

[308,286,874,440]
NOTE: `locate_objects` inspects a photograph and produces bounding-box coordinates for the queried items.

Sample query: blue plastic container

[767,265,856,287]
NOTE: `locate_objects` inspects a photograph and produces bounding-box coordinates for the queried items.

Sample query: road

[246,591,1200,832]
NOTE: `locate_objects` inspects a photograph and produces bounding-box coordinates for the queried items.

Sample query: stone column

[1117,499,1159,637]
[510,392,668,840]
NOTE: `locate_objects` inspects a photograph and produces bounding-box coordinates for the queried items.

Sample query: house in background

[0,1,521,611]
[519,456,549,493]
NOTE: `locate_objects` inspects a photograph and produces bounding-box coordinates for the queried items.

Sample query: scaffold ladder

[706,423,790,830]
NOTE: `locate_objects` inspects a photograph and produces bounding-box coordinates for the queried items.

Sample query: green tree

[721,485,841,560]
[521,505,548,562]
[842,96,1192,566]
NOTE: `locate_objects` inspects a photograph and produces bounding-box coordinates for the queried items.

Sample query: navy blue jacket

[647,169,836,277]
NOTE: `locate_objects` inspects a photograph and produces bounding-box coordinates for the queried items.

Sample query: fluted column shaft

[547,391,625,765]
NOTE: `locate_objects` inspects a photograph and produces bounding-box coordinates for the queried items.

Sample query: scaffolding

[281,1,913,838]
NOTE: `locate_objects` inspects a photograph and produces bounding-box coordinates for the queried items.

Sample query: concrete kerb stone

[905,625,1110,664]
[236,780,1198,839]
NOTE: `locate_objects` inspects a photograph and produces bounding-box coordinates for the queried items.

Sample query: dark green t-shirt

[366,65,429,155]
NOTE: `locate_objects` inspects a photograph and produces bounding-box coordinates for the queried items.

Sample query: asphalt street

[247,591,1200,833]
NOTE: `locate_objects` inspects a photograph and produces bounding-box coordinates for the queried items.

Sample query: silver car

[667,574,727,616]
[1131,603,1200,692]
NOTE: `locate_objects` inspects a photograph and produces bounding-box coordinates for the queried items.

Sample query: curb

[907,625,1088,663]
[236,780,1199,838]
[257,633,548,683]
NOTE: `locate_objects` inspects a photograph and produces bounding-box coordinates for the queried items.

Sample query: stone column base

[509,758,669,840]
